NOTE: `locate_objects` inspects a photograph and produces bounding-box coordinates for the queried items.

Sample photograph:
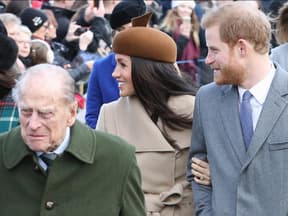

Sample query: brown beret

[112,27,177,63]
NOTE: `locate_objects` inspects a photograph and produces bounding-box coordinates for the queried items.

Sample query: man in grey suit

[187,2,288,216]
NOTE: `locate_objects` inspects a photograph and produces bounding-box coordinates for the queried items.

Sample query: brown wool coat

[97,95,195,216]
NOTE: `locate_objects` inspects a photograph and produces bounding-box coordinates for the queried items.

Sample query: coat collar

[3,120,96,169]
[2,127,32,169]
[116,96,174,151]
[65,120,96,164]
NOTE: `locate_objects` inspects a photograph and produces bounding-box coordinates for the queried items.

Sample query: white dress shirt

[37,127,71,170]
[238,64,275,130]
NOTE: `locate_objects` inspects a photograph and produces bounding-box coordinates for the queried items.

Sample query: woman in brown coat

[96,13,210,216]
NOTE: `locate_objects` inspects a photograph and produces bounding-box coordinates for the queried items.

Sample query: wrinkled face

[205,25,245,85]
[16,32,31,58]
[175,4,193,18]
[18,76,77,152]
[112,54,135,97]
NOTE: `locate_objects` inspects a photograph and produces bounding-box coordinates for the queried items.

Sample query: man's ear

[67,101,78,126]
[237,39,248,57]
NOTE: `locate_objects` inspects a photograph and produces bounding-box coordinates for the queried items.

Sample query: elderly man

[0,64,145,216]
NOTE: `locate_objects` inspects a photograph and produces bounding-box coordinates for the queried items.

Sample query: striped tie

[40,153,57,168]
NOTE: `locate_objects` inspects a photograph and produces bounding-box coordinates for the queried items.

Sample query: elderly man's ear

[67,101,78,126]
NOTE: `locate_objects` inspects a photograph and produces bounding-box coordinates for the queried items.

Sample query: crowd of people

[1,0,288,215]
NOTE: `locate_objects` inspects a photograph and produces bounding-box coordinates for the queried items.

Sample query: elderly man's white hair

[12,63,75,105]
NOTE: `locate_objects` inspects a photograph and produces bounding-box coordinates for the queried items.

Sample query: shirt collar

[238,63,275,104]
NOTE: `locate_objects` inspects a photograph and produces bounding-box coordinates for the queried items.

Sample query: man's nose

[205,52,214,65]
[28,112,41,130]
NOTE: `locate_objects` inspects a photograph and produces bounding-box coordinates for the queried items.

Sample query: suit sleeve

[187,89,213,216]
[120,152,146,216]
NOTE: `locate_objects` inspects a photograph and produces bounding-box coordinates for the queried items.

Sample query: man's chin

[26,141,50,152]
[214,76,240,86]
[214,77,226,85]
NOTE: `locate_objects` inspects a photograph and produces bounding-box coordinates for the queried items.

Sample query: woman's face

[46,23,57,41]
[175,4,193,18]
[16,32,31,58]
[112,54,135,97]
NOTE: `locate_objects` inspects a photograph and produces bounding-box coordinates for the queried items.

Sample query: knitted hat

[171,0,196,9]
[112,13,177,63]
[0,34,18,70]
[109,0,146,30]
[20,8,48,33]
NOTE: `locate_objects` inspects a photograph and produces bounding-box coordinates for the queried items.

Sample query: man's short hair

[201,2,271,54]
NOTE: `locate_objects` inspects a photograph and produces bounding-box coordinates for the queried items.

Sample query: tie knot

[242,91,252,102]
[40,153,57,166]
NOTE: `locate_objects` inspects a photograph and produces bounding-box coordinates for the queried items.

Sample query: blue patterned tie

[240,91,253,150]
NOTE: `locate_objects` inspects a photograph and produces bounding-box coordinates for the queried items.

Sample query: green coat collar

[2,120,96,169]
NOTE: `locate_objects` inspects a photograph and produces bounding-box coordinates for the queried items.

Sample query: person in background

[42,0,76,43]
[85,0,146,129]
[160,0,200,87]
[97,12,210,216]
[43,9,58,42]
[20,7,49,41]
[0,20,20,133]
[187,2,288,215]
[146,0,163,27]
[0,63,145,216]
[28,39,54,66]
[16,25,32,68]
[0,12,25,71]
[70,0,112,64]
[0,12,20,41]
[193,1,214,87]
[42,0,82,62]
[270,2,288,72]
[4,0,30,16]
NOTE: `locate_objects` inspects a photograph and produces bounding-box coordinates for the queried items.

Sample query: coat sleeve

[120,152,146,216]
[86,61,102,129]
[186,89,213,216]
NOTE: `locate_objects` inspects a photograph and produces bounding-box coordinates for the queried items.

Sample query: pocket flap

[269,140,288,151]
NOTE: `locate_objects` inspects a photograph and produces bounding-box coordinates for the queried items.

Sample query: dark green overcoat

[0,120,145,216]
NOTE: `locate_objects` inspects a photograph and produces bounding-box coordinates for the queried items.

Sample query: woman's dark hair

[131,57,196,147]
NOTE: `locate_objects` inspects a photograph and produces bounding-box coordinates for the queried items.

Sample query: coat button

[45,201,55,209]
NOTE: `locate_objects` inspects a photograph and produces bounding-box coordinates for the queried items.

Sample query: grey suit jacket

[270,43,288,72]
[187,63,288,216]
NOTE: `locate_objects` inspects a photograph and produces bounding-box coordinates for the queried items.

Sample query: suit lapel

[243,66,288,169]
[220,85,247,165]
